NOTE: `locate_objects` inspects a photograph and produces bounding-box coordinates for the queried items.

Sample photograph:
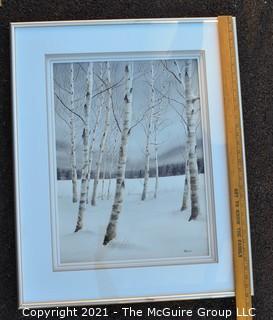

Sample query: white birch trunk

[86,97,103,203]
[141,61,155,201]
[69,63,78,203]
[107,135,117,200]
[184,60,200,221]
[86,63,104,203]
[153,125,159,199]
[74,62,93,232]
[91,62,112,206]
[100,160,106,200]
[107,163,113,200]
[103,62,134,245]
[181,153,190,210]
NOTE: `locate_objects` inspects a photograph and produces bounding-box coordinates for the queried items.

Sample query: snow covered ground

[57,175,210,267]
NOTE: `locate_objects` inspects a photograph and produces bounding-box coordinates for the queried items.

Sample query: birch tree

[103,62,134,245]
[107,128,118,200]
[91,62,112,206]
[86,65,104,203]
[184,60,200,220]
[74,62,93,232]
[161,59,200,219]
[69,63,78,203]
[181,156,190,210]
[54,64,79,203]
[152,111,170,199]
[153,125,159,199]
[100,156,107,200]
[152,73,169,199]
[141,61,155,201]
[152,105,165,199]
[86,108,102,203]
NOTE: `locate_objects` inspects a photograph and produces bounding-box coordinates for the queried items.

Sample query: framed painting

[11,16,253,308]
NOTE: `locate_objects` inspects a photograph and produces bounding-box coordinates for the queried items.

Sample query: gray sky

[53,58,203,171]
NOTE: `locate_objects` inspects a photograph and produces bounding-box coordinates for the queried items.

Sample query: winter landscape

[53,58,212,268]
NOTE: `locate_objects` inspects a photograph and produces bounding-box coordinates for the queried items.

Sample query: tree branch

[110,95,122,133]
[55,107,71,128]
[160,60,182,84]
[92,74,124,99]
[54,79,72,95]
[54,92,86,124]
[129,104,154,134]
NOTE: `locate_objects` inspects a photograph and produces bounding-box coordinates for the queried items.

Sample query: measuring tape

[218,16,253,319]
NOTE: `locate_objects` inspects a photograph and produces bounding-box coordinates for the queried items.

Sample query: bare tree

[181,156,190,210]
[152,104,167,199]
[54,64,80,203]
[151,73,168,199]
[184,60,200,221]
[161,59,200,219]
[100,155,107,200]
[91,62,112,206]
[86,65,104,203]
[103,62,134,245]
[69,63,78,203]
[74,62,93,232]
[141,61,155,201]
[107,128,118,200]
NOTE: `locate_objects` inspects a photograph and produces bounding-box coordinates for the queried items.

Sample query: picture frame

[11,16,253,308]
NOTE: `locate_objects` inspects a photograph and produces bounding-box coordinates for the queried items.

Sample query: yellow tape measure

[218,16,253,319]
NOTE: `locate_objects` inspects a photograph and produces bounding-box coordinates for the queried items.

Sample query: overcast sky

[53,58,203,171]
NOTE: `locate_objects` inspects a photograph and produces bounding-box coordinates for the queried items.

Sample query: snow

[57,175,210,267]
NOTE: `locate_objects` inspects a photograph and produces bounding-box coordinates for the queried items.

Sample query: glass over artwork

[52,57,215,269]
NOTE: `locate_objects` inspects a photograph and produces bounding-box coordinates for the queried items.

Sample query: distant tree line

[57,158,204,180]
